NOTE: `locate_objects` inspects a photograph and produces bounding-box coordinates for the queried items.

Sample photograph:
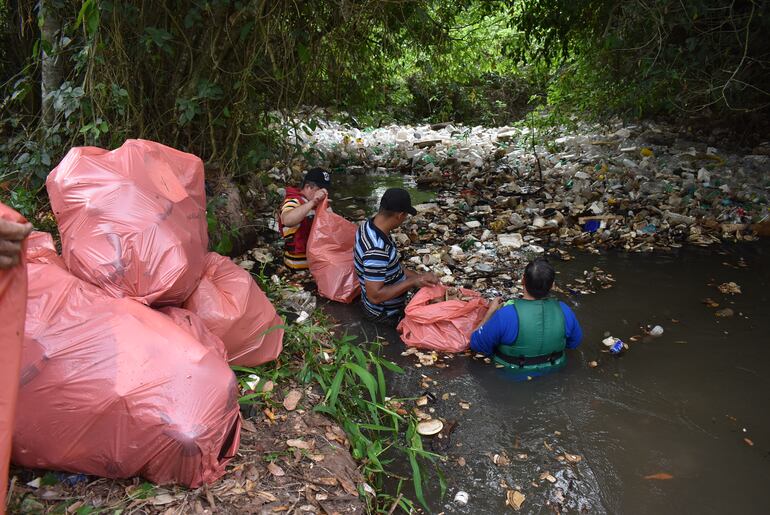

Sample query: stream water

[323,173,770,514]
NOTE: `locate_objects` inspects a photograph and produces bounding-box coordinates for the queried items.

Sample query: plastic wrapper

[14,261,241,487]
[184,252,284,366]
[306,198,360,303]
[397,285,489,353]
[46,139,208,306]
[0,203,27,512]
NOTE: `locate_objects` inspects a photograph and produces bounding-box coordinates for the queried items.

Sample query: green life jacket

[493,298,567,376]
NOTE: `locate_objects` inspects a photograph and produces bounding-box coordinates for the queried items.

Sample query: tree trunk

[40,0,64,126]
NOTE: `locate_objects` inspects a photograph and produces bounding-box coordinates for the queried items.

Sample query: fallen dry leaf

[539,472,557,483]
[491,453,511,466]
[241,418,257,433]
[441,393,450,401]
[459,401,470,410]
[506,490,525,511]
[286,439,312,450]
[267,462,285,477]
[257,491,278,502]
[588,360,598,368]
[644,473,673,480]
[715,308,734,317]
[339,477,358,496]
[744,437,754,446]
[717,282,741,295]
[315,477,338,486]
[283,389,302,411]
[563,453,582,463]
[457,457,466,466]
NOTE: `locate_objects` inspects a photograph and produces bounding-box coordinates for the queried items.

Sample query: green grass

[237,270,445,512]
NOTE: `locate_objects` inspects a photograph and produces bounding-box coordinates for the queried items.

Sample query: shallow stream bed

[324,174,770,514]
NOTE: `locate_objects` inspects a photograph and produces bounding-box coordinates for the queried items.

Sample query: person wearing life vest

[470,258,583,376]
[278,168,331,270]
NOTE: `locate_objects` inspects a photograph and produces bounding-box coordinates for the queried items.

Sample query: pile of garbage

[6,140,285,488]
[283,119,769,252]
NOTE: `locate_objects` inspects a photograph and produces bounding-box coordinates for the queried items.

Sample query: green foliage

[206,195,239,255]
[505,0,770,120]
[234,281,444,512]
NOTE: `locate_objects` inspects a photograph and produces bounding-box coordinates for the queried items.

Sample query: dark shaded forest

[1,0,768,217]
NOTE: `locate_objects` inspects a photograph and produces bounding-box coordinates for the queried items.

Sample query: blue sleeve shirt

[470,302,583,356]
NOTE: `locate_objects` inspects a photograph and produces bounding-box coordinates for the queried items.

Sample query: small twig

[6,476,16,508]
[386,493,403,515]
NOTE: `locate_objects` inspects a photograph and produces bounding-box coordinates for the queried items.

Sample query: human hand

[0,219,33,269]
[416,272,440,287]
[311,188,328,205]
[488,297,502,310]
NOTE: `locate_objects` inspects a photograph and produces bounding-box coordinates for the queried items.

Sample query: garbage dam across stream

[322,171,770,514]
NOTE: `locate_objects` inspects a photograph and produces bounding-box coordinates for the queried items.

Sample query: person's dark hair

[301,179,320,189]
[523,258,555,299]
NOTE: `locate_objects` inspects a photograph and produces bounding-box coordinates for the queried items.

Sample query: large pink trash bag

[159,306,228,361]
[25,231,65,268]
[46,139,208,306]
[397,285,489,353]
[0,203,27,513]
[14,261,241,488]
[184,252,284,366]
[306,198,360,303]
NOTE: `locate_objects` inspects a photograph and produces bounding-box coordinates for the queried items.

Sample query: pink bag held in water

[397,285,489,353]
[14,261,241,488]
[46,139,208,306]
[306,198,360,303]
[0,203,28,512]
[184,252,284,366]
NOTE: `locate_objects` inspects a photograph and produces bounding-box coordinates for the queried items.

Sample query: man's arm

[470,307,507,356]
[0,218,33,269]
[280,189,327,227]
[560,302,583,349]
[365,272,438,305]
[473,298,501,332]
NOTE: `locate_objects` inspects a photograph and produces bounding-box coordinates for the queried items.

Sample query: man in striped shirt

[354,188,438,322]
[278,168,331,270]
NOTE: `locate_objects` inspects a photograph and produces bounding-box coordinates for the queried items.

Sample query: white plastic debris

[454,491,469,505]
[649,325,664,337]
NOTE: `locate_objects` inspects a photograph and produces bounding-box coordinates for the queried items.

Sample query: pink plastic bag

[14,261,241,487]
[159,306,228,361]
[397,285,489,353]
[184,252,284,366]
[46,139,208,306]
[0,203,27,512]
[25,231,65,268]
[306,198,360,303]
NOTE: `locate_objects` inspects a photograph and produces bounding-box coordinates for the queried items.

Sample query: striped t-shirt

[354,218,406,317]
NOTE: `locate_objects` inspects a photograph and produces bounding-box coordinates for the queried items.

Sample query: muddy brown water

[325,174,770,514]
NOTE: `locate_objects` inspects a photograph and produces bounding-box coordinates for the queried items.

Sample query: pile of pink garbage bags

[9,140,284,488]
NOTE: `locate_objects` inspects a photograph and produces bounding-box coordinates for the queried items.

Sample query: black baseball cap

[303,167,331,188]
[380,188,417,215]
